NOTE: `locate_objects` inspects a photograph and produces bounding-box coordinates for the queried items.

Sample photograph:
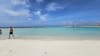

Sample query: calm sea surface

[1,27,100,39]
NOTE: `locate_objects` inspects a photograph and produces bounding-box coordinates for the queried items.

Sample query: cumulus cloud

[34,10,41,16]
[39,14,48,21]
[5,9,30,17]
[34,10,48,21]
[36,0,44,3]
[11,0,27,5]
[46,2,64,11]
[0,0,32,27]
[0,0,30,17]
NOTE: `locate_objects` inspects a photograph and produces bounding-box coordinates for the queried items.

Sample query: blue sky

[0,0,100,27]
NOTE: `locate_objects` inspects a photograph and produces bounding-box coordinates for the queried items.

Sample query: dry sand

[0,39,100,56]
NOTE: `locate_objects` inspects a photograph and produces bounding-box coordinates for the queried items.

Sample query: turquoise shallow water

[1,27,100,39]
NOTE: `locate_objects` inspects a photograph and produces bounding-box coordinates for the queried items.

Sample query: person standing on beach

[0,28,2,35]
[0,28,2,38]
[9,27,14,39]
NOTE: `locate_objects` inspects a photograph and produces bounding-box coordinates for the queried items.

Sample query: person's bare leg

[0,35,1,39]
[9,34,11,39]
[12,34,14,39]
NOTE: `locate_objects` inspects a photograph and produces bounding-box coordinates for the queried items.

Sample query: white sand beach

[0,39,100,56]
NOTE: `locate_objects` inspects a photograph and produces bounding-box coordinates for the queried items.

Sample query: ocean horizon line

[0,25,100,28]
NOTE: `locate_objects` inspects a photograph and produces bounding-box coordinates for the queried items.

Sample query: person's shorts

[9,32,13,34]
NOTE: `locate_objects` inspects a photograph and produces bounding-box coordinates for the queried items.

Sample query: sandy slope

[0,39,100,56]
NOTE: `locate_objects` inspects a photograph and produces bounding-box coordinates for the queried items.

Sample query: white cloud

[5,9,30,17]
[27,18,33,21]
[0,0,30,17]
[39,14,48,21]
[46,2,64,11]
[34,10,48,21]
[36,0,44,3]
[11,0,27,5]
[34,10,41,16]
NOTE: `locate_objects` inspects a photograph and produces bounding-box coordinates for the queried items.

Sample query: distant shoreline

[64,26,100,28]
[0,26,100,28]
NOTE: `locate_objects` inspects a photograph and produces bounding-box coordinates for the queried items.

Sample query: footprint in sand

[6,48,15,56]
[44,51,47,54]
